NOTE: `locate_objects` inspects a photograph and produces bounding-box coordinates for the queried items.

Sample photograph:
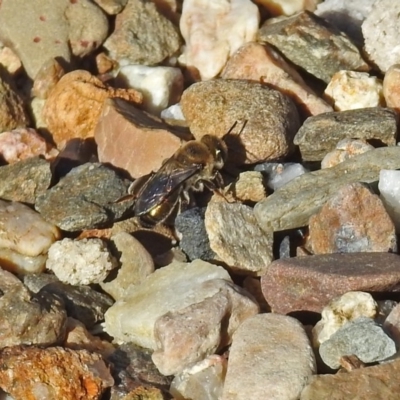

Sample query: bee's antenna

[226,121,238,135]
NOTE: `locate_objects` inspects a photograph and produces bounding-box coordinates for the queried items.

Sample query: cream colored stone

[0,46,22,75]
[179,0,260,80]
[254,0,321,16]
[312,291,378,346]
[324,70,384,111]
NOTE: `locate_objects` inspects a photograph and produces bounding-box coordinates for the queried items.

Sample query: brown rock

[32,58,65,99]
[222,41,333,116]
[180,79,300,165]
[0,345,114,400]
[383,64,400,113]
[300,357,400,399]
[42,70,143,148]
[260,252,400,314]
[94,98,185,179]
[309,182,397,254]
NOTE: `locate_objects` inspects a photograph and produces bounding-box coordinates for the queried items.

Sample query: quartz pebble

[222,313,316,400]
[179,0,260,80]
[312,291,378,346]
[379,169,400,233]
[324,70,384,111]
[46,238,118,286]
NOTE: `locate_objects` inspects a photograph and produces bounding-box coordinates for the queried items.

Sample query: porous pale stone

[104,260,232,349]
[205,202,273,276]
[179,0,260,80]
[224,171,266,203]
[379,169,400,233]
[255,147,400,232]
[312,291,378,345]
[117,64,184,115]
[222,314,316,400]
[324,71,384,111]
[46,238,118,285]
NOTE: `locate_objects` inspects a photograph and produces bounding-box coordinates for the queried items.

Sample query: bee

[130,133,229,226]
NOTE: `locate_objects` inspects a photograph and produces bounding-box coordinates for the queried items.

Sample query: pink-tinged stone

[94,98,184,179]
[261,252,400,314]
[32,58,65,99]
[222,41,332,116]
[308,182,397,254]
[383,64,400,113]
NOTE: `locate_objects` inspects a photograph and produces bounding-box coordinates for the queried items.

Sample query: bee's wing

[134,164,202,215]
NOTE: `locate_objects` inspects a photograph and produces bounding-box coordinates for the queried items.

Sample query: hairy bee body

[131,134,228,226]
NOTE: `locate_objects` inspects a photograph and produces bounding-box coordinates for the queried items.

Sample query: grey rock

[0,157,52,204]
[257,11,369,83]
[254,147,400,232]
[319,317,396,369]
[175,207,216,262]
[294,108,398,161]
[35,162,134,231]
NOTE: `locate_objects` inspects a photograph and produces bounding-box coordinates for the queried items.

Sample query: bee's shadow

[224,132,248,166]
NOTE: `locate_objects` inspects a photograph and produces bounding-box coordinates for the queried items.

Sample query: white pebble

[160,103,185,121]
[379,169,400,233]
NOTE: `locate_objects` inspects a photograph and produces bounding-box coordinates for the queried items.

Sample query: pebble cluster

[0,0,400,399]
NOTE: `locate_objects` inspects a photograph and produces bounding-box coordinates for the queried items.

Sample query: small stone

[0,283,67,348]
[152,279,259,375]
[254,147,400,232]
[180,79,300,164]
[117,64,184,115]
[260,252,400,314]
[312,291,378,345]
[383,64,400,113]
[224,171,266,203]
[100,232,155,300]
[179,0,260,80]
[160,103,185,121]
[384,303,400,346]
[104,259,232,349]
[29,97,47,131]
[95,52,117,75]
[92,0,128,15]
[32,58,65,99]
[170,355,227,400]
[222,314,316,400]
[42,70,143,148]
[94,98,183,179]
[308,182,397,254]
[222,41,333,116]
[257,11,369,83]
[35,162,134,231]
[65,0,109,57]
[324,70,384,111]
[319,317,396,369]
[104,0,182,65]
[294,108,398,162]
[0,45,22,75]
[362,0,400,73]
[321,138,374,169]
[379,169,400,233]
[205,202,274,276]
[46,238,118,285]
[0,346,114,400]
[0,156,52,204]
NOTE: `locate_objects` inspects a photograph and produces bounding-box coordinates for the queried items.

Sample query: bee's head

[200,135,228,169]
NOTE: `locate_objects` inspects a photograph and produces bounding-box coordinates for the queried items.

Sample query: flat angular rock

[104,259,232,349]
[294,108,398,162]
[261,252,400,314]
[257,11,369,83]
[254,147,400,232]
[222,314,316,400]
[35,163,134,231]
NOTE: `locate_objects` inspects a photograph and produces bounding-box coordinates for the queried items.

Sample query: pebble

[224,171,266,203]
[205,201,274,276]
[100,232,155,300]
[362,0,400,73]
[179,0,260,80]
[324,70,384,111]
[257,0,320,16]
[46,238,118,285]
[383,64,400,112]
[321,138,374,169]
[180,79,300,164]
[319,317,396,369]
[0,45,22,75]
[94,97,183,179]
[308,182,397,254]
[92,0,128,15]
[254,147,400,232]
[257,11,369,83]
[384,303,400,346]
[104,0,182,65]
[222,313,316,400]
[42,70,143,148]
[293,108,398,162]
[31,57,65,99]
[222,41,333,116]
[260,252,400,314]
[0,346,114,400]
[379,169,400,233]
[117,64,184,115]
[35,162,134,231]
[312,291,378,346]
